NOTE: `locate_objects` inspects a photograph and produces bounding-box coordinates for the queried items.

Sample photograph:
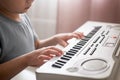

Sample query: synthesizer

[36,21,120,80]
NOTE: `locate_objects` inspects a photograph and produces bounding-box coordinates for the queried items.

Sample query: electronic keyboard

[36,21,120,80]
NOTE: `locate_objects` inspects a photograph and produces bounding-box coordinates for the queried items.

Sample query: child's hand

[25,46,63,67]
[54,32,84,47]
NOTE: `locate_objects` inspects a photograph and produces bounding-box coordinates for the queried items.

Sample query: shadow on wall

[57,0,120,33]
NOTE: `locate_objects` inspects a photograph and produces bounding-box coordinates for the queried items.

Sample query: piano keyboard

[36,21,120,80]
[52,26,101,68]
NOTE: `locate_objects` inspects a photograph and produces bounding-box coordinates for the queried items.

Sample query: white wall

[28,0,58,39]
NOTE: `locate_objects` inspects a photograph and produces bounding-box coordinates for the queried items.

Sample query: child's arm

[0,46,62,80]
[35,32,84,49]
[0,54,28,80]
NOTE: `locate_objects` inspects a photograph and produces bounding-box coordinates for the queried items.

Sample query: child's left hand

[53,32,84,47]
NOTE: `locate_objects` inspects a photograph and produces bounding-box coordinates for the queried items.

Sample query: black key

[52,64,62,68]
[68,49,78,53]
[86,33,94,38]
[57,60,66,64]
[66,52,75,56]
[72,46,80,50]
[70,49,78,52]
[94,26,101,30]
[63,55,72,58]
[92,27,101,32]
[82,37,90,41]
[73,44,82,49]
[89,31,96,35]
[77,40,86,46]
[61,57,70,61]
[92,29,98,32]
[55,62,64,66]
[74,44,82,48]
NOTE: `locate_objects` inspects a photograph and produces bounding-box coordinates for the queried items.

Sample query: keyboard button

[90,48,97,55]
[93,36,100,43]
[84,48,91,55]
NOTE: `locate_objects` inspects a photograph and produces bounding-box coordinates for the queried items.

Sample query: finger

[68,33,81,39]
[73,32,84,38]
[49,46,63,52]
[38,55,51,63]
[31,55,51,67]
[57,39,68,47]
[43,48,63,56]
[49,46,63,54]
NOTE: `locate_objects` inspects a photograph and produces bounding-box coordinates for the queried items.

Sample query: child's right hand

[25,46,63,67]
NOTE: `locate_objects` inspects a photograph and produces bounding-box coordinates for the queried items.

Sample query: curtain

[57,0,120,33]
[27,0,58,39]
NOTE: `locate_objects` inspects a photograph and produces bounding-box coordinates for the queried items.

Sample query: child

[0,0,84,80]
